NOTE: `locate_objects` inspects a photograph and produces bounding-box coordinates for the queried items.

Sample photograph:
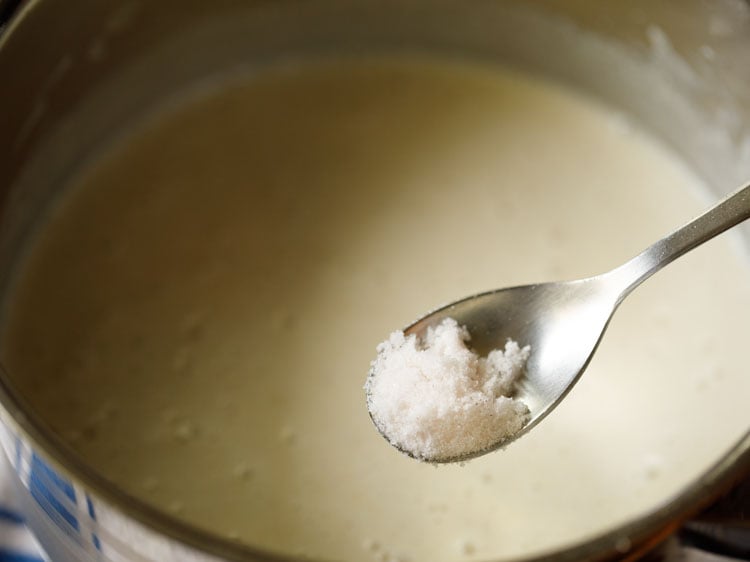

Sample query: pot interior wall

[2,1,749,282]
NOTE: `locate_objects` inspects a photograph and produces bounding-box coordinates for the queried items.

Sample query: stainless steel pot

[0,1,749,561]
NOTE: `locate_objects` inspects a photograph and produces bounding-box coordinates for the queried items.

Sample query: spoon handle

[610,183,750,303]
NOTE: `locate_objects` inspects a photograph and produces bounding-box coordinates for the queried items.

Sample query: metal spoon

[367,182,750,463]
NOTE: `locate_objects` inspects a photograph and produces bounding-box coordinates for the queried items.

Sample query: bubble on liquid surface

[174,421,198,442]
[280,426,297,445]
[232,462,255,481]
[458,539,476,556]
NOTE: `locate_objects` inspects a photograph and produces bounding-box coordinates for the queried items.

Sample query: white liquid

[3,58,750,562]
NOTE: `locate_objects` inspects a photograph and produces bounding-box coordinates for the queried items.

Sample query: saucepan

[0,1,748,560]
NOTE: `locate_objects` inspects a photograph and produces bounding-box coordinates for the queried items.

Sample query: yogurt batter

[2,57,750,562]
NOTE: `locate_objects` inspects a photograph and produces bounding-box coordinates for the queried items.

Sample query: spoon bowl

[368,182,750,463]
[403,277,620,460]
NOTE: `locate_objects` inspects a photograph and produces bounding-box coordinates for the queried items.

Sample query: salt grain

[365,318,530,462]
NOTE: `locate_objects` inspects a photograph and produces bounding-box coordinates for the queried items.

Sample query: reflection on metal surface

[0,0,22,33]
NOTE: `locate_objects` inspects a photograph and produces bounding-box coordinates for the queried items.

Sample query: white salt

[365,318,530,462]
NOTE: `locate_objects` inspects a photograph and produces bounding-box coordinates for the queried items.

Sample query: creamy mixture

[2,58,750,562]
[366,318,530,462]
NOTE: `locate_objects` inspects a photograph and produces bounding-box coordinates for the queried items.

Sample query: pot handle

[677,478,750,560]
[0,0,22,34]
